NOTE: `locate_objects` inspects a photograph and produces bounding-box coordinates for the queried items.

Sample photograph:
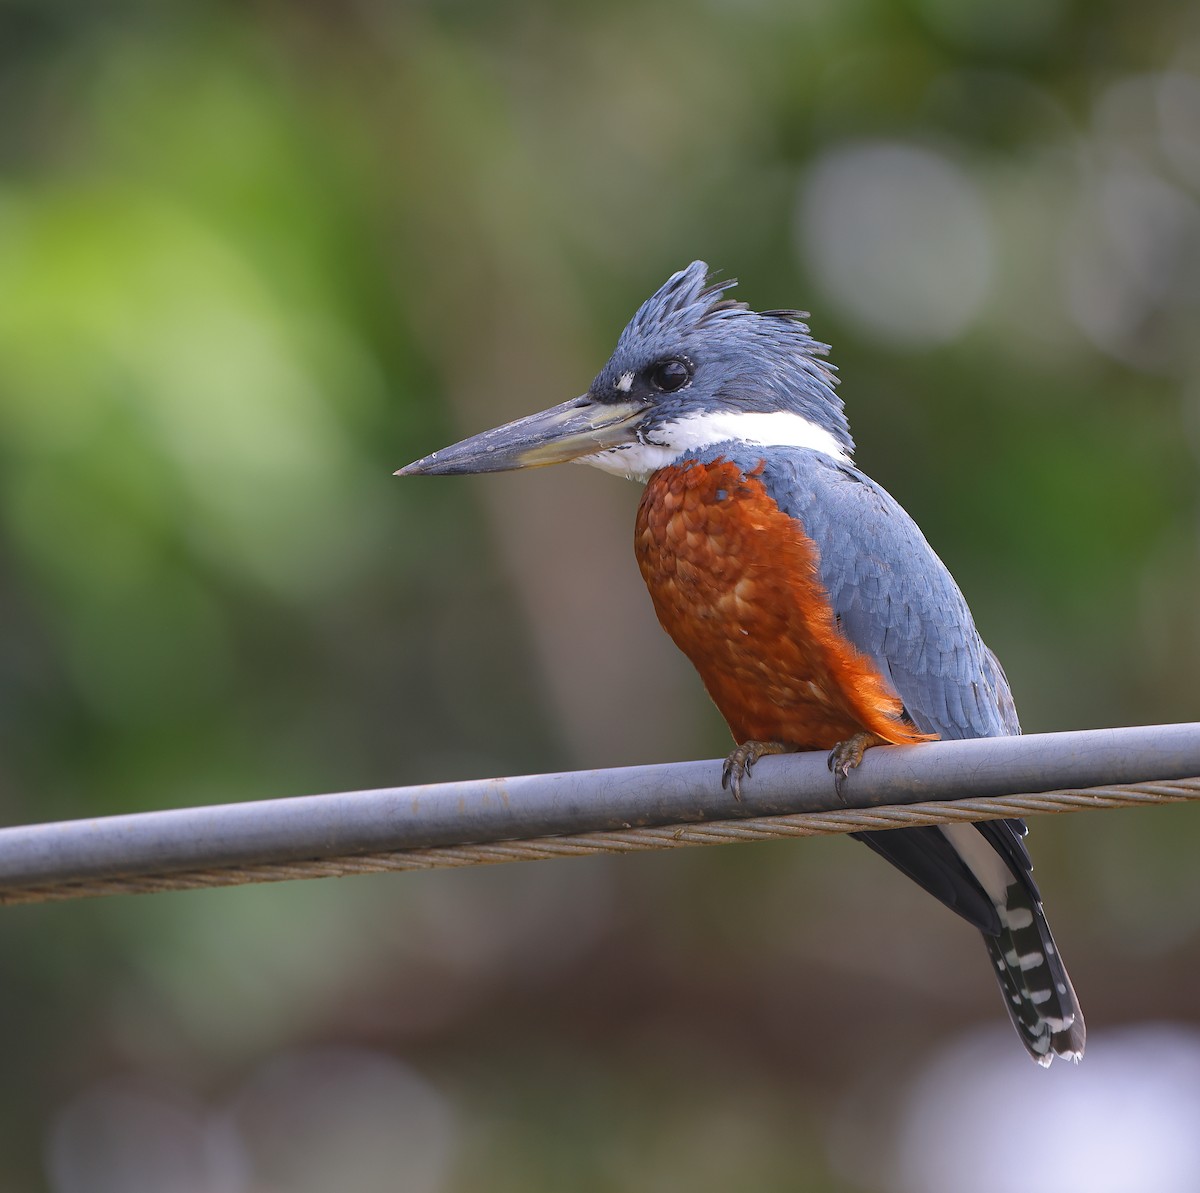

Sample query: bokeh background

[3,1,1200,1189]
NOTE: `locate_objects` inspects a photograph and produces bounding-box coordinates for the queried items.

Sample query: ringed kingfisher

[398,261,1085,1066]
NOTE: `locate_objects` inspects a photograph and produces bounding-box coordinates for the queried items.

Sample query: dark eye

[649,358,691,393]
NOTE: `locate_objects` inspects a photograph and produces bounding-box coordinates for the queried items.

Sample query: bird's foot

[722,740,797,802]
[827,732,887,802]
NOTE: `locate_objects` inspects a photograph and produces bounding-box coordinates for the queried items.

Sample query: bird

[397,260,1085,1066]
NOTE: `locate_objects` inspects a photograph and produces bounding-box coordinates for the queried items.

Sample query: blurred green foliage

[2,0,1200,1189]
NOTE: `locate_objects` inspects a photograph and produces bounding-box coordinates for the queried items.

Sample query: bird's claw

[722,750,754,801]
[721,751,747,801]
[826,732,885,803]
[827,748,853,803]
[722,740,793,802]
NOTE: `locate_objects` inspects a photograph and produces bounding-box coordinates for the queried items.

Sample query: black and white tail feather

[854,817,1085,1066]
[982,861,1084,1066]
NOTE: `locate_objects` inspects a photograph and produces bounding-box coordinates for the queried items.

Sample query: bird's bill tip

[395,396,645,477]
[393,458,436,477]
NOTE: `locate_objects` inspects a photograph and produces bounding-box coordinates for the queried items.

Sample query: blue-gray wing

[758,449,1019,742]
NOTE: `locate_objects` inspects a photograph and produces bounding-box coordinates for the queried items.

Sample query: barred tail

[985,882,1085,1066]
[854,820,1085,1065]
[931,821,1084,1066]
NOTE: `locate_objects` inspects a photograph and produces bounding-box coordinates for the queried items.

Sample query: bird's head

[397,261,853,482]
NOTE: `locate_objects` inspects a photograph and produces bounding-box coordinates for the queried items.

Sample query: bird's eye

[649,358,691,393]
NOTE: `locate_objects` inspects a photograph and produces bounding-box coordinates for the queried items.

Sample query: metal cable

[5,775,1197,906]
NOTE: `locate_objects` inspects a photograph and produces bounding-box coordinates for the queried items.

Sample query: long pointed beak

[396,395,646,476]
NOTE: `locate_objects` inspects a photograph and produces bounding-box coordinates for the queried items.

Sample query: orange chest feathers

[633,458,931,750]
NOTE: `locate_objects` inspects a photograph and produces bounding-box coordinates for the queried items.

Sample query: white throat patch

[579,409,851,482]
